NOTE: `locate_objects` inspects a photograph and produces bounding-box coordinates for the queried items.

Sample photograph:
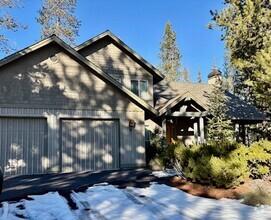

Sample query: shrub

[241,189,271,206]
[153,137,271,187]
[146,127,164,164]
[174,142,250,188]
[159,142,177,167]
[248,140,271,179]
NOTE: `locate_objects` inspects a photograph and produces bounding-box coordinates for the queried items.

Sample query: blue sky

[1,0,225,83]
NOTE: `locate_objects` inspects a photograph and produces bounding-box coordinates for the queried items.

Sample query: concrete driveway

[0,169,160,202]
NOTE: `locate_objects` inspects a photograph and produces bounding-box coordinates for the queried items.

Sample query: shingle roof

[154,80,265,121]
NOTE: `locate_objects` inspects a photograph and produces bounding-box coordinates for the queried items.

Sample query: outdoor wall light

[129,119,136,128]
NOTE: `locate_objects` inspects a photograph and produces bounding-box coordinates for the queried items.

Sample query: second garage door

[61,119,120,172]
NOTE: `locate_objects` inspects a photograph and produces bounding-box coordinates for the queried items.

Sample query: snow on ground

[128,183,271,220]
[1,183,271,220]
[71,183,181,220]
[0,192,75,220]
[151,169,178,178]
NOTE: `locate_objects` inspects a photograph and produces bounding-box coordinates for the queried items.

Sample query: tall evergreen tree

[206,79,234,143]
[223,55,234,93]
[0,0,26,53]
[197,68,202,83]
[158,21,182,82]
[208,0,271,113]
[37,0,81,46]
[180,67,190,82]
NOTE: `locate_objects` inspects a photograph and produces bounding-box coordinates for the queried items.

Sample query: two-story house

[0,31,265,176]
[0,31,163,175]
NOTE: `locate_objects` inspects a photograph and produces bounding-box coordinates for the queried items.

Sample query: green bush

[248,140,271,179]
[151,137,271,187]
[173,141,250,188]
[159,142,177,167]
[257,165,269,175]
[146,127,164,164]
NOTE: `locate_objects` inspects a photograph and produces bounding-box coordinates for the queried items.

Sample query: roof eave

[0,37,56,67]
[158,92,208,116]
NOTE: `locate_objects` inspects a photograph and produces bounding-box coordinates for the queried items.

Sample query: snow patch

[151,169,178,178]
[1,183,271,219]
[128,184,271,220]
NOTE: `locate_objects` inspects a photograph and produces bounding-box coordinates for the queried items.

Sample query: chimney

[208,69,222,84]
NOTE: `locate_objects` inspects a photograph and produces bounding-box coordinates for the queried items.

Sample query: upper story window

[131,80,148,99]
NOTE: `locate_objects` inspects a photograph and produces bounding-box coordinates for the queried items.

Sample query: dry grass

[240,189,271,207]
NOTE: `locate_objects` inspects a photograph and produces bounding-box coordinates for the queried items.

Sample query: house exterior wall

[0,44,146,174]
[78,39,154,106]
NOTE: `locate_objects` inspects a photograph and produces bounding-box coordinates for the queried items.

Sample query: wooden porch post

[235,123,240,142]
[162,118,167,146]
[193,121,198,143]
[199,117,205,143]
[241,124,246,145]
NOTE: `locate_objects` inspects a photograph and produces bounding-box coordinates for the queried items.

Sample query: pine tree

[37,0,81,46]
[208,0,271,113]
[158,21,182,82]
[180,67,190,82]
[206,79,234,143]
[0,0,26,53]
[223,56,234,93]
[197,68,202,83]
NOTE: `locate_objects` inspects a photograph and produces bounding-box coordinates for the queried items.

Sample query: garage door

[0,118,47,175]
[61,119,119,172]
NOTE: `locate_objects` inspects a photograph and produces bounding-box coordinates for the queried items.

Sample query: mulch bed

[161,176,271,200]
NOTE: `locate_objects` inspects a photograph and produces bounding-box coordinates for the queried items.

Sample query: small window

[131,80,148,99]
[131,80,139,96]
[140,80,148,99]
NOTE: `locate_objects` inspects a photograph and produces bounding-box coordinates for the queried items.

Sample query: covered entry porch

[158,94,209,145]
[163,114,207,145]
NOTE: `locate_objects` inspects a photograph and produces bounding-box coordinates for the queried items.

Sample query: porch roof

[154,81,265,121]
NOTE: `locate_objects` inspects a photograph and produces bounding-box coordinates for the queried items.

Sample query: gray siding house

[146,70,265,145]
[0,30,264,176]
[0,31,163,175]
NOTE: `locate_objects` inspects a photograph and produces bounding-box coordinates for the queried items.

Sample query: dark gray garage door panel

[0,118,47,175]
[61,119,119,172]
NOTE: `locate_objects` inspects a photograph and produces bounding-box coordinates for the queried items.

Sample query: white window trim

[131,79,148,99]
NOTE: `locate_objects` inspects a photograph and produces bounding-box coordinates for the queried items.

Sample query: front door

[166,124,176,143]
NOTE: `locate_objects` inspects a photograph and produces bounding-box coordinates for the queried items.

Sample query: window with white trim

[131,80,148,99]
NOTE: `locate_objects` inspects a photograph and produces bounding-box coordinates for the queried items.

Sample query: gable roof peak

[75,30,164,84]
